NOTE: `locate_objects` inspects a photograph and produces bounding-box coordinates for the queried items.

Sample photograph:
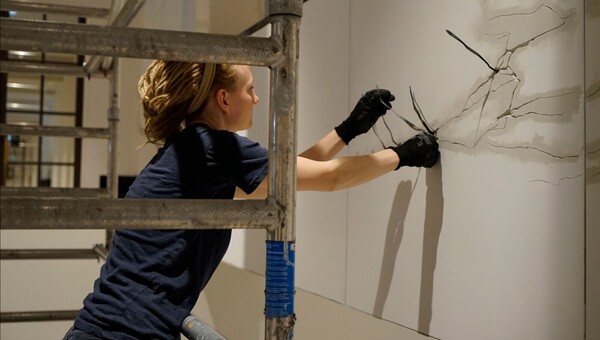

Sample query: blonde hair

[138,61,238,144]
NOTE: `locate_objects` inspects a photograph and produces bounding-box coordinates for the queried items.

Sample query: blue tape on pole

[265,240,295,318]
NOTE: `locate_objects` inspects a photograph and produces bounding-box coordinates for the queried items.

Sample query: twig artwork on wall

[372,4,583,185]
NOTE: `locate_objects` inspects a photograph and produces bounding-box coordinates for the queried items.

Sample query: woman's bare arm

[235,148,399,199]
[298,130,346,161]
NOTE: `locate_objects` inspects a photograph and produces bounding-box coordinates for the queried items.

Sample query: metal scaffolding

[0,0,302,339]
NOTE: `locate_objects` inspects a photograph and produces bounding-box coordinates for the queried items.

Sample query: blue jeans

[63,326,102,340]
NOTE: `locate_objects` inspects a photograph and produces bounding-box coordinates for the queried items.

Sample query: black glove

[335,89,395,144]
[389,133,440,169]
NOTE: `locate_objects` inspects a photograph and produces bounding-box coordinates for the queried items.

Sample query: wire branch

[446,29,499,73]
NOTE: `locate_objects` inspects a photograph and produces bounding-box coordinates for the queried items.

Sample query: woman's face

[225,65,259,131]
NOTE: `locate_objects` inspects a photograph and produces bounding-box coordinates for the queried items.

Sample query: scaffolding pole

[0,197,283,230]
[181,314,226,340]
[0,60,107,78]
[105,56,120,246]
[0,187,110,198]
[1,245,108,260]
[1,124,111,138]
[0,18,283,67]
[0,311,79,323]
[265,1,302,339]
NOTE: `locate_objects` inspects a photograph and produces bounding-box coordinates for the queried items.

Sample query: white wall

[346,1,585,339]
[1,1,596,339]
[206,1,593,339]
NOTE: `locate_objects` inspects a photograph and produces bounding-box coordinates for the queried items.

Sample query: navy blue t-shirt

[74,124,268,339]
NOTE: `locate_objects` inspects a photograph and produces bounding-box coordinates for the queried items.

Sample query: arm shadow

[373,179,415,318]
[418,162,444,335]
[372,162,445,337]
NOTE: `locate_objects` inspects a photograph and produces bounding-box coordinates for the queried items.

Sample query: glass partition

[1,10,83,188]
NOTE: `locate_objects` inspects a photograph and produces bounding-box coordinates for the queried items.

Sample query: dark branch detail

[446,29,500,73]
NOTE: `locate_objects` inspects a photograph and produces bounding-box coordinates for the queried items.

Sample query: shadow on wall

[418,162,444,334]
[373,163,444,336]
[373,180,414,318]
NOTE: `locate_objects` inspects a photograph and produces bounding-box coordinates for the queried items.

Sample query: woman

[64,61,438,339]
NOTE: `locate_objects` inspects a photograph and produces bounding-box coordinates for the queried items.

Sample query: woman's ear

[215,88,229,113]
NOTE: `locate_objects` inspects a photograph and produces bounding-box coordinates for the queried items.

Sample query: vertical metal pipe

[0,12,7,186]
[107,58,119,200]
[265,0,302,339]
[75,38,85,188]
[106,57,120,247]
[266,0,301,251]
[37,73,45,186]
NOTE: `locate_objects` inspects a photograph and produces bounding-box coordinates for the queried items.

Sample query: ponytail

[138,61,219,144]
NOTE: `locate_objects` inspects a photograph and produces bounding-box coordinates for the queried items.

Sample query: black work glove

[389,133,440,169]
[335,89,395,144]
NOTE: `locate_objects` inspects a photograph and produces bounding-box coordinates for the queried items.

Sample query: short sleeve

[205,130,268,195]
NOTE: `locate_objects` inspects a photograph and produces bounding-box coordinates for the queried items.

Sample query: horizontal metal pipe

[1,124,111,138]
[8,161,74,166]
[1,187,110,198]
[1,198,283,230]
[0,60,107,78]
[1,18,283,67]
[7,109,76,116]
[181,314,226,340]
[0,247,107,260]
[1,310,78,323]
[0,1,110,17]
